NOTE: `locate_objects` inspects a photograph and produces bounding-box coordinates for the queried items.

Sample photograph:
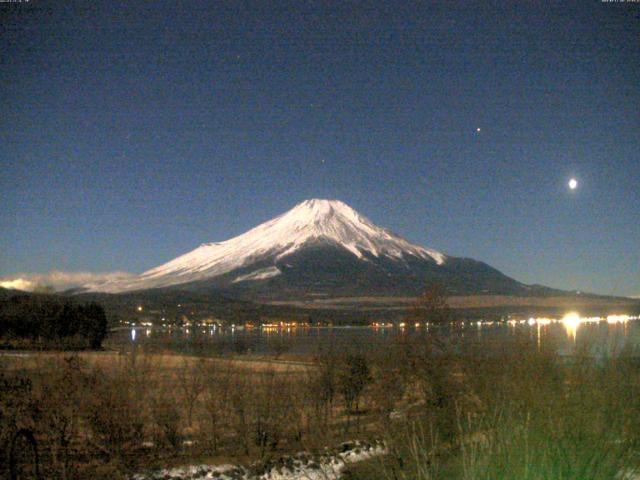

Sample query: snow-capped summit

[87,199,447,293]
[226,198,446,264]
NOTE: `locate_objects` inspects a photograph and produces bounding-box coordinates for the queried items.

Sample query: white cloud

[0,270,135,292]
[0,278,36,291]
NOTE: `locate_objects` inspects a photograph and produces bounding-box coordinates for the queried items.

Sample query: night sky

[1,1,638,296]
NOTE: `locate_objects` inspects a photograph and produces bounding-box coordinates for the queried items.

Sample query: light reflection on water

[117,314,640,357]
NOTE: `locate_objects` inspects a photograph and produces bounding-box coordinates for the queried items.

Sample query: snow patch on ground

[232,266,282,283]
[131,440,386,480]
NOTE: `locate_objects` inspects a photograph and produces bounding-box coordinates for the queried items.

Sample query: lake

[106,313,640,358]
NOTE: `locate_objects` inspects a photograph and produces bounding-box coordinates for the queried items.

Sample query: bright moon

[568,178,578,190]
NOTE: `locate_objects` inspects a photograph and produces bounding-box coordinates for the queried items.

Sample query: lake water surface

[106,314,640,358]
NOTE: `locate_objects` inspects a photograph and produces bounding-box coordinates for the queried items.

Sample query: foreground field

[0,350,312,374]
[3,333,640,479]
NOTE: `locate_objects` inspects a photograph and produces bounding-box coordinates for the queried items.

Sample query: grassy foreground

[3,332,640,479]
[348,337,640,480]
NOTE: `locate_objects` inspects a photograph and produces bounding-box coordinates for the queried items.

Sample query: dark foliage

[338,353,372,413]
[0,295,108,349]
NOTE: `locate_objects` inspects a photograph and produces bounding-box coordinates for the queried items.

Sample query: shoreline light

[607,314,631,324]
[365,314,638,333]
[562,312,581,339]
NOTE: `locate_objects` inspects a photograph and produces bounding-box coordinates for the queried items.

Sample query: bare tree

[178,358,207,428]
[37,356,86,480]
[408,283,452,325]
[201,363,234,453]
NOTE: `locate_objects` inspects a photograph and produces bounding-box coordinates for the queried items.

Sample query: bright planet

[569,178,578,190]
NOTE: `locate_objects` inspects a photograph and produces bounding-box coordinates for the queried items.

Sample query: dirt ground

[0,349,314,374]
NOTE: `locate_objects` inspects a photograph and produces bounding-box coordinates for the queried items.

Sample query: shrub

[337,354,372,414]
[150,395,182,451]
[83,365,146,459]
[34,356,88,478]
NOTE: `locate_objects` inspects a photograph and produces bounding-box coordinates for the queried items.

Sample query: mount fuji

[85,199,532,299]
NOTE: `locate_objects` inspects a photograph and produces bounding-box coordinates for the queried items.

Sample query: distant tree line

[0,295,108,349]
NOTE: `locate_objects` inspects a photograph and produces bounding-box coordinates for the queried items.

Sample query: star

[476,127,481,133]
[568,178,578,190]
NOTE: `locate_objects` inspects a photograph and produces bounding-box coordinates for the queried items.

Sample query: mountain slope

[86,198,529,298]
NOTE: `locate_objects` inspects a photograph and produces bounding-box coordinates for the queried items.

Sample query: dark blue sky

[1,1,638,296]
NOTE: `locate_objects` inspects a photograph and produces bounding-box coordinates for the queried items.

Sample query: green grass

[351,340,640,480]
